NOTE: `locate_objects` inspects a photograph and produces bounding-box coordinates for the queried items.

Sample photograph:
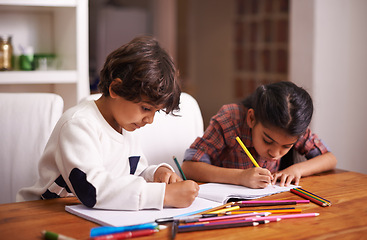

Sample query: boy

[17,36,199,210]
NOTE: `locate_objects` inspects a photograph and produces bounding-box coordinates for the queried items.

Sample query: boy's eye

[142,106,151,111]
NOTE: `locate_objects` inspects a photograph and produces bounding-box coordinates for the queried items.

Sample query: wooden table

[1,170,367,240]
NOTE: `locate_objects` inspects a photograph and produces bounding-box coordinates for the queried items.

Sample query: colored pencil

[90,229,158,240]
[231,207,295,211]
[250,213,319,221]
[298,188,331,203]
[237,200,310,204]
[227,209,302,214]
[234,202,299,207]
[195,202,235,215]
[197,212,270,222]
[235,136,260,167]
[173,156,186,180]
[178,220,259,233]
[291,189,331,207]
[209,206,240,214]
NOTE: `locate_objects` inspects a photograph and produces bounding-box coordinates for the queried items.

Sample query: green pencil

[173,156,187,180]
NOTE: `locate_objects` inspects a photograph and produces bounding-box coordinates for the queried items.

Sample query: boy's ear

[109,78,122,99]
[246,109,256,128]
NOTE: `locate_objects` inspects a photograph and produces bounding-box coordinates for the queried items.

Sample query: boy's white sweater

[17,100,170,210]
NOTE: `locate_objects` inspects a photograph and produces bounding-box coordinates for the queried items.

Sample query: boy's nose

[143,113,154,124]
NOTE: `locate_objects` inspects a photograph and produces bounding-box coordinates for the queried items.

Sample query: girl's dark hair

[242,81,313,136]
[98,35,181,114]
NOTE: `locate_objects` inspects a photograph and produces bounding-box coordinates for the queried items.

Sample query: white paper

[198,183,299,204]
[65,197,220,227]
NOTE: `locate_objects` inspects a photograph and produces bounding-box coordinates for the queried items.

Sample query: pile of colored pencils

[158,199,320,233]
[290,188,331,207]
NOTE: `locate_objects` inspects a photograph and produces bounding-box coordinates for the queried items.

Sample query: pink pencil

[198,212,270,222]
[237,200,310,204]
[250,213,319,221]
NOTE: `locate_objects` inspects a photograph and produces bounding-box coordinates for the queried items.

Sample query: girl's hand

[238,167,273,189]
[272,165,302,187]
[154,166,182,184]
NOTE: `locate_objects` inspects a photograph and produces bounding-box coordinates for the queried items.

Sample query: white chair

[0,93,64,204]
[136,92,204,174]
[83,92,204,174]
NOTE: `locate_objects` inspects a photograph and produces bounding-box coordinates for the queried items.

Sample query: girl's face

[246,109,299,161]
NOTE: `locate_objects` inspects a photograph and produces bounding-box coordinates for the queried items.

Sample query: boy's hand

[272,165,302,187]
[238,167,273,189]
[164,180,199,208]
[154,166,181,184]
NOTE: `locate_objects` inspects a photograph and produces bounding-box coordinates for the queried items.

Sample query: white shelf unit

[0,0,89,110]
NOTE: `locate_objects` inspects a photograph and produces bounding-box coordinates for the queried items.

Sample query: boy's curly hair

[98,36,181,114]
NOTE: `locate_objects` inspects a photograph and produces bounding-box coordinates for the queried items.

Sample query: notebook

[198,183,298,204]
[65,182,297,227]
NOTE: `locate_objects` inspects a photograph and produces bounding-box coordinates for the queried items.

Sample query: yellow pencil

[209,206,240,214]
[235,136,260,167]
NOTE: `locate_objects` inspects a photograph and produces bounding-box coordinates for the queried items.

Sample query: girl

[182,81,337,188]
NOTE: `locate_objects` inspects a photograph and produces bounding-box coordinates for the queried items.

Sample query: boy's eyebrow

[263,132,297,146]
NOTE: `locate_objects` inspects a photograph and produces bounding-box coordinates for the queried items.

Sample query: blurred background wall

[89,0,367,174]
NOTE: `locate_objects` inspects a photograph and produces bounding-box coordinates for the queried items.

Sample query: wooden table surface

[1,170,367,240]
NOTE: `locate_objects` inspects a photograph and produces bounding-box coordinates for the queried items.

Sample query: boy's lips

[134,123,145,129]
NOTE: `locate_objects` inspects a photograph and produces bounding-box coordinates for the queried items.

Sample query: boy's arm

[272,152,337,186]
[181,161,272,189]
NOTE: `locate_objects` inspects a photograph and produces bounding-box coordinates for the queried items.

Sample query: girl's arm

[272,152,337,186]
[182,161,273,189]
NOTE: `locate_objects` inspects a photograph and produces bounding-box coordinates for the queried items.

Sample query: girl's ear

[246,109,256,128]
[109,78,122,99]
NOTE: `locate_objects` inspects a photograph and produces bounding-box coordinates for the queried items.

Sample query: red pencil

[290,189,330,207]
[89,229,158,240]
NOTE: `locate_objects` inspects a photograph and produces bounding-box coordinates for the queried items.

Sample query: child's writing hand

[272,165,302,187]
[154,166,181,184]
[164,180,199,208]
[238,167,273,189]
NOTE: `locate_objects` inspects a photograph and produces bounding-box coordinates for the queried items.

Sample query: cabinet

[0,0,89,110]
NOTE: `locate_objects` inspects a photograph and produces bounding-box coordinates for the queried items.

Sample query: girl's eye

[264,139,272,145]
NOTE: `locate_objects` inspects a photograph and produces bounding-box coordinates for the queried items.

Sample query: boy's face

[110,95,161,132]
[246,109,298,161]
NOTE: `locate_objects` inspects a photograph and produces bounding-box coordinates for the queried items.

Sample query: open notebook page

[198,183,299,204]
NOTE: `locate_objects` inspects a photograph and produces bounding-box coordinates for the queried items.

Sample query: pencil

[208,206,240,214]
[234,201,299,207]
[235,136,260,167]
[295,188,331,205]
[290,189,330,207]
[197,212,269,222]
[195,202,235,215]
[237,200,310,204]
[227,209,302,214]
[250,213,319,221]
[178,220,259,233]
[173,156,187,180]
[298,188,331,203]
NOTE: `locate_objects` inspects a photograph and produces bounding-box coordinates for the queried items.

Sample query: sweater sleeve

[56,118,165,210]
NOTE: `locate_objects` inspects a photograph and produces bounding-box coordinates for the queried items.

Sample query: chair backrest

[83,92,204,174]
[136,92,204,173]
[0,93,63,204]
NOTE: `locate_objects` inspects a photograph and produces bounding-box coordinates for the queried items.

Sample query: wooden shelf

[0,71,78,84]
